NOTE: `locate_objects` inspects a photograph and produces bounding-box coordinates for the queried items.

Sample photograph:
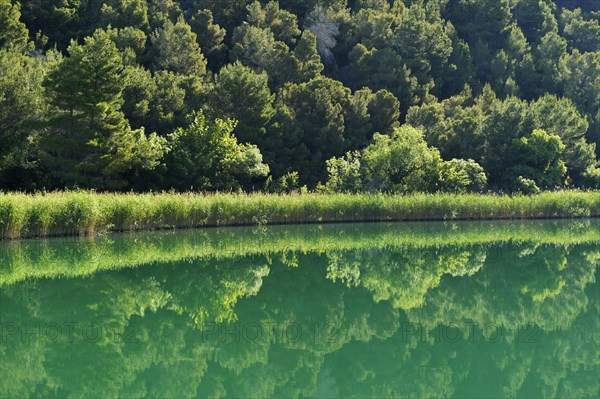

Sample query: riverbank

[1,191,599,239]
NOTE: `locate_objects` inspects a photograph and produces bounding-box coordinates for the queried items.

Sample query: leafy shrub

[582,166,600,189]
[440,159,487,193]
[325,151,363,193]
[163,110,269,191]
[507,129,567,191]
[270,171,301,194]
[513,176,541,195]
[362,126,443,193]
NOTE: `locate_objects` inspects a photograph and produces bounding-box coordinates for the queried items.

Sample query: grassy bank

[1,191,599,239]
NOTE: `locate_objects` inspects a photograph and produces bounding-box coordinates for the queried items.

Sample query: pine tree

[151,18,207,76]
[206,61,275,144]
[42,29,166,189]
[0,0,31,50]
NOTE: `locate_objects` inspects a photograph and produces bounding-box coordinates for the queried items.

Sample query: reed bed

[0,191,599,239]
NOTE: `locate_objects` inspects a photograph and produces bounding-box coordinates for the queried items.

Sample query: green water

[1,220,599,398]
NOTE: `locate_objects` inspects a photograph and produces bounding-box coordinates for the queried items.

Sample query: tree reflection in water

[1,220,598,398]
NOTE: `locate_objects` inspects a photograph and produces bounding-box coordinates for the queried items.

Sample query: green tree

[446,0,518,89]
[206,61,275,145]
[0,0,31,50]
[292,30,324,81]
[530,95,596,185]
[362,125,443,193]
[439,158,487,193]
[342,44,425,116]
[445,0,512,51]
[1,0,598,192]
[514,0,558,44]
[247,1,301,46]
[147,0,183,30]
[507,129,567,190]
[106,26,147,59]
[230,22,322,88]
[393,3,452,90]
[190,0,251,33]
[42,29,166,189]
[592,109,600,158]
[230,24,297,87]
[442,23,475,98]
[188,8,227,69]
[560,8,600,52]
[149,70,197,133]
[406,86,484,161]
[410,88,597,189]
[582,165,600,189]
[325,151,363,193]
[535,31,568,94]
[121,66,193,135]
[0,47,54,189]
[559,50,600,127]
[267,76,350,183]
[480,96,533,187]
[20,0,80,49]
[343,87,400,149]
[151,18,207,76]
[99,0,149,31]
[344,87,374,150]
[344,4,401,51]
[163,110,269,191]
[121,64,157,129]
[44,29,125,119]
[367,88,401,136]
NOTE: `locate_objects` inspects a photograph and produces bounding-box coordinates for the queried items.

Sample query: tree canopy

[0,0,597,192]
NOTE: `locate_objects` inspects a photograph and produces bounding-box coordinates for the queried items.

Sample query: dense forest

[0,0,599,193]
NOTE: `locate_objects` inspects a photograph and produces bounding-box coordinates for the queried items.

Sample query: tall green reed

[0,191,598,239]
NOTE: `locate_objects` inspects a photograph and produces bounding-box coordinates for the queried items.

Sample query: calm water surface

[1,220,599,398]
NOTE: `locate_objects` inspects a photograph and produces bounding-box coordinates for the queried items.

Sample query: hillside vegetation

[0,0,599,194]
